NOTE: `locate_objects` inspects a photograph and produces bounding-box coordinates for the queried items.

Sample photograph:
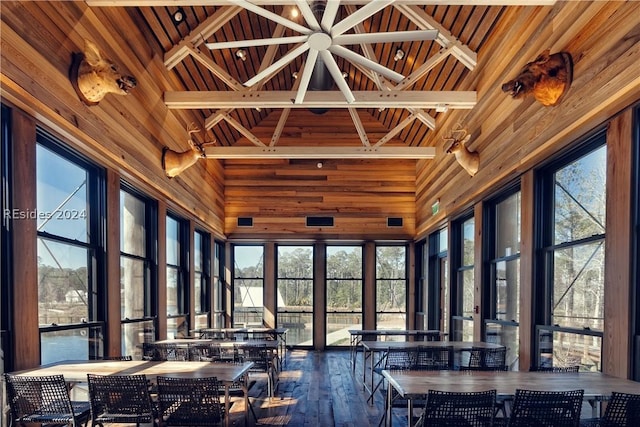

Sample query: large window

[375,245,407,330]
[424,229,448,334]
[233,245,264,327]
[452,216,474,341]
[194,230,211,330]
[120,187,156,357]
[166,214,188,338]
[536,134,606,371]
[212,240,225,328]
[1,105,11,373]
[36,132,105,364]
[484,189,521,369]
[277,245,313,346]
[326,245,363,346]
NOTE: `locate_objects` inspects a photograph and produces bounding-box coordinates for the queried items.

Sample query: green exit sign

[431,200,440,216]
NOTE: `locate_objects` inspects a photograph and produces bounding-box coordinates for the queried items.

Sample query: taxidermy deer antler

[162,123,214,178]
[444,124,479,177]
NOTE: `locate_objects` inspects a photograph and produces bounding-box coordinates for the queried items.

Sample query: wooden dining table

[381,369,640,427]
[148,338,281,396]
[348,329,445,371]
[361,340,505,402]
[8,360,254,426]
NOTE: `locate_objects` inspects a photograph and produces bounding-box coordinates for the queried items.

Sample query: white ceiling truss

[87,0,557,158]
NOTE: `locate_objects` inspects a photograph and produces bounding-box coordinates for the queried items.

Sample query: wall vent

[237,217,253,227]
[306,216,334,227]
[387,217,403,227]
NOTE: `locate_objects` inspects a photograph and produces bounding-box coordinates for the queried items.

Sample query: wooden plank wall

[0,1,225,234]
[224,109,417,239]
[416,1,640,235]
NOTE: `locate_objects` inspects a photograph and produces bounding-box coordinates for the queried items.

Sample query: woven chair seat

[87,373,155,426]
[157,376,224,426]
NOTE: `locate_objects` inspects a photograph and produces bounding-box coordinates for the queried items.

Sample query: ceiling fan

[204,0,439,106]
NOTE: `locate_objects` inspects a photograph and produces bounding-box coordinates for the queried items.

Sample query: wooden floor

[231,349,406,427]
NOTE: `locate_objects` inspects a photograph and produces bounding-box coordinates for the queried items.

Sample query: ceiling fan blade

[331,0,395,37]
[320,0,340,32]
[319,50,355,104]
[333,30,439,45]
[228,0,312,35]
[294,49,319,104]
[205,35,308,50]
[329,45,404,83]
[294,0,320,31]
[245,42,310,87]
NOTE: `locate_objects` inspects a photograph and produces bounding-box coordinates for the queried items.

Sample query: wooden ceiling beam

[395,4,478,70]
[88,1,556,7]
[165,91,477,109]
[202,145,436,159]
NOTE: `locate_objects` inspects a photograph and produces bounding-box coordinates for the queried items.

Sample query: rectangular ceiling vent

[306,216,334,227]
[237,217,253,227]
[387,217,403,227]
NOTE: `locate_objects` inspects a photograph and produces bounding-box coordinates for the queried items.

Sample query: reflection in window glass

[41,327,103,365]
[36,145,89,242]
[326,246,362,346]
[166,215,184,318]
[37,239,89,325]
[496,193,521,257]
[277,245,313,346]
[554,148,606,245]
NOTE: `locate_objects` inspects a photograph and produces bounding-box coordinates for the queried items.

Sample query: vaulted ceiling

[87,0,555,159]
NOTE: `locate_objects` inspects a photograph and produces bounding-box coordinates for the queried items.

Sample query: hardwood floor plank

[232,349,400,427]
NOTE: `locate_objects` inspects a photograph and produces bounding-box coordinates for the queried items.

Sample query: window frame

[534,129,607,370]
[232,243,265,327]
[166,212,189,337]
[193,228,211,328]
[450,213,475,342]
[36,129,106,363]
[374,243,409,329]
[119,184,158,353]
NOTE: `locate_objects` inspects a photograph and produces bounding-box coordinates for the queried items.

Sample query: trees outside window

[326,245,362,346]
[376,245,407,331]
[277,245,313,346]
[537,135,606,371]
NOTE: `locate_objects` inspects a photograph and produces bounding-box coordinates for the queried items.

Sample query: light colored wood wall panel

[603,109,634,378]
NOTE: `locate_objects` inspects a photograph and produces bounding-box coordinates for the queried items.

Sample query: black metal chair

[461,347,507,371]
[530,365,580,373]
[507,388,584,427]
[156,376,224,426]
[4,373,91,427]
[142,343,188,361]
[414,346,453,371]
[580,391,640,427]
[415,389,497,427]
[101,355,133,361]
[86,373,155,427]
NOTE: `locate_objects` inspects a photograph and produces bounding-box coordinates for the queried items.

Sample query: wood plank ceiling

[88,1,552,159]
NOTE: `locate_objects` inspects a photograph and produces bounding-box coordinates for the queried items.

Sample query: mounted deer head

[502,49,573,106]
[444,124,479,177]
[162,123,214,178]
[70,39,137,106]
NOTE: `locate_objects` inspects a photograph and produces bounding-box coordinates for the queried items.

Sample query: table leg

[386,384,393,427]
[224,384,231,427]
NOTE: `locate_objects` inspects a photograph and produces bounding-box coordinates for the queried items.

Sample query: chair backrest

[157,376,223,426]
[416,389,496,427]
[413,346,453,370]
[508,388,584,427]
[188,343,216,361]
[462,347,507,371]
[102,355,133,361]
[531,365,580,373]
[4,373,88,425]
[237,344,270,371]
[384,348,416,370]
[600,391,640,427]
[87,373,154,423]
[143,343,188,361]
